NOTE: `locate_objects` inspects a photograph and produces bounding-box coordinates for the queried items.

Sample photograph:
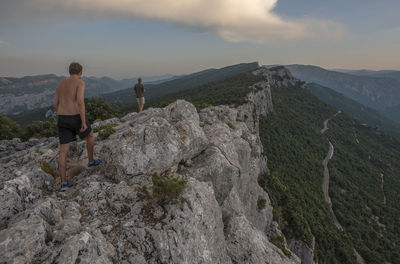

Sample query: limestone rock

[100,100,208,179]
[225,215,300,264]
[0,215,50,263]
[55,229,116,264]
[288,238,316,264]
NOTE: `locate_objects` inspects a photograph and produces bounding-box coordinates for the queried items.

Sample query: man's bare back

[55,77,83,115]
[53,62,100,191]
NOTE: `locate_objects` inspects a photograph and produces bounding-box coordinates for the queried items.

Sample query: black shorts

[57,114,92,144]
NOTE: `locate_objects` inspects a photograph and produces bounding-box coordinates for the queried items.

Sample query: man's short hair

[138,77,142,82]
[69,62,83,75]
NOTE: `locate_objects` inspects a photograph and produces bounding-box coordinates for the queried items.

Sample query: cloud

[0,41,8,45]
[1,0,345,43]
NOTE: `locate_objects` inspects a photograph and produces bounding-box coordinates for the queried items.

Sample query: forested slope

[259,80,400,263]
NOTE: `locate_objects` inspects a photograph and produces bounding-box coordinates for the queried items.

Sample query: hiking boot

[60,182,74,191]
[88,159,101,168]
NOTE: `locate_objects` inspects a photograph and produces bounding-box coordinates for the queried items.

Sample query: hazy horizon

[1,0,400,78]
[1,62,400,80]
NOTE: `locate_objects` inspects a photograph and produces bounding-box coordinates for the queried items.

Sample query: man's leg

[139,103,144,112]
[86,131,94,163]
[58,143,71,183]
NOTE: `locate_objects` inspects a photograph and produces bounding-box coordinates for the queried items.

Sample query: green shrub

[271,235,291,258]
[137,173,188,209]
[93,123,118,133]
[0,115,22,140]
[195,103,212,112]
[85,97,120,123]
[226,122,236,130]
[98,125,116,140]
[23,117,57,140]
[257,198,266,211]
[152,173,188,206]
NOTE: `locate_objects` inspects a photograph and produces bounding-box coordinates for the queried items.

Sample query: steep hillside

[282,65,400,122]
[307,83,400,137]
[259,78,400,263]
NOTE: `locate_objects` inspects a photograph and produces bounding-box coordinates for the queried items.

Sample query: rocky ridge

[0,67,309,263]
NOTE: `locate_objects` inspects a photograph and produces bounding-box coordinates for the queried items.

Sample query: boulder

[100,100,208,179]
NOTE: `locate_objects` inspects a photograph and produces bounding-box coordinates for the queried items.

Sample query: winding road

[321,139,343,231]
[321,111,343,231]
[321,111,366,264]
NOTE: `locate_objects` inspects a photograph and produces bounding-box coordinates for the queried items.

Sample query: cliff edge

[0,67,304,263]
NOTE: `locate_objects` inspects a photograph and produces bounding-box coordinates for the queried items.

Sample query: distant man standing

[134,77,146,112]
[53,62,101,191]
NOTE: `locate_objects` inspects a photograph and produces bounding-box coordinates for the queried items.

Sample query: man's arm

[77,81,87,132]
[53,84,60,112]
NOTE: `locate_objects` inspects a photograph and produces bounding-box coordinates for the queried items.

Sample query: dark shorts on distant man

[57,114,91,144]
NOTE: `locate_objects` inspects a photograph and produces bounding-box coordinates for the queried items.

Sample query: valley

[284,64,400,124]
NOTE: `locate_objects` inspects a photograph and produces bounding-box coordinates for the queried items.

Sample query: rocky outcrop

[288,238,316,264]
[0,67,305,263]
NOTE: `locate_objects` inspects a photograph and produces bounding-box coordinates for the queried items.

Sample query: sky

[0,0,399,78]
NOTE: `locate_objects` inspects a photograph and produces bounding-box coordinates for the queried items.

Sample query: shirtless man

[53,62,100,191]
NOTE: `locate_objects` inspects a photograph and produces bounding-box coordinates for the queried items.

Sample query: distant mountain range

[0,74,176,115]
[280,65,400,123]
[335,69,400,82]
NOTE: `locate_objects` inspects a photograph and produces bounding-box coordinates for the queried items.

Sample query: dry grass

[40,160,58,179]
[57,203,67,218]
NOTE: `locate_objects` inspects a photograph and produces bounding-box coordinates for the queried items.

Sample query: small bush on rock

[257,198,266,211]
[93,123,118,133]
[94,124,117,140]
[271,235,291,258]
[137,173,188,210]
[226,122,236,130]
[152,173,188,207]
